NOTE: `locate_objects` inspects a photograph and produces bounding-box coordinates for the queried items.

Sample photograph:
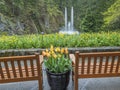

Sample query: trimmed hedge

[0,32,120,50]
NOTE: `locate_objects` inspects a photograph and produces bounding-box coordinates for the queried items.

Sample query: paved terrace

[0,68,120,90]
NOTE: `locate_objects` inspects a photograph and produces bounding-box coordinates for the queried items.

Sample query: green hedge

[0,32,120,50]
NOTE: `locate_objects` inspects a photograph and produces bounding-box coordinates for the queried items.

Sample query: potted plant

[42,45,72,90]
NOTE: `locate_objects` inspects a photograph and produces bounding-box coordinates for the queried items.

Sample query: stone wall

[0,47,120,57]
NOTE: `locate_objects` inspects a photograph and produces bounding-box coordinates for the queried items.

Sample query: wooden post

[36,53,43,90]
[74,51,79,90]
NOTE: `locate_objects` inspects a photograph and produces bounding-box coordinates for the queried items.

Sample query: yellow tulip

[46,49,49,53]
[46,52,50,57]
[50,50,55,55]
[50,45,54,51]
[42,51,46,56]
[61,48,65,54]
[53,54,57,58]
[65,48,68,54]
[55,47,60,52]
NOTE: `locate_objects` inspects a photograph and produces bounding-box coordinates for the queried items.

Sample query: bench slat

[78,66,119,74]
[115,57,120,73]
[99,56,103,73]
[87,57,91,74]
[79,52,120,56]
[110,56,115,73]
[4,61,11,78]
[24,60,29,77]
[93,57,97,74]
[104,56,109,73]
[1,68,38,79]
[0,76,38,83]
[36,55,41,76]
[78,73,120,78]
[0,62,4,78]
[17,60,23,77]
[81,56,85,74]
[30,59,34,76]
[11,60,17,78]
[0,56,36,61]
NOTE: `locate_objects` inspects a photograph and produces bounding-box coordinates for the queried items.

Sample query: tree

[80,9,103,32]
[103,0,120,30]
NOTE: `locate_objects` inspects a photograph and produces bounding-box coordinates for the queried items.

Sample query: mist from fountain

[59,7,79,34]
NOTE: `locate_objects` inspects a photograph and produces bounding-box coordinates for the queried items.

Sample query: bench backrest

[0,54,42,83]
[75,51,120,78]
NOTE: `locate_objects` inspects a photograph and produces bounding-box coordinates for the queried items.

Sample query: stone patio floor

[0,69,120,90]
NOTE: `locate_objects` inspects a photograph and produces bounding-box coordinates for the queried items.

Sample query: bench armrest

[40,55,44,66]
[69,54,75,65]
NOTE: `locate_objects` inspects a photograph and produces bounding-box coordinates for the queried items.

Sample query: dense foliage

[103,0,120,31]
[0,0,120,34]
[0,0,63,34]
[0,32,120,50]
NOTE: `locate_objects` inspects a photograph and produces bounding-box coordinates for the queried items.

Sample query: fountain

[59,7,79,34]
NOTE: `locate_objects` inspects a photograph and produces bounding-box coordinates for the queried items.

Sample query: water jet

[59,7,79,34]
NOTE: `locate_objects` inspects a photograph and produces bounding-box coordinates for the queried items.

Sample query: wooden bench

[70,51,120,90]
[0,54,43,90]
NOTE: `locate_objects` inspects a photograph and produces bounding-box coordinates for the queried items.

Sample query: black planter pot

[46,69,71,90]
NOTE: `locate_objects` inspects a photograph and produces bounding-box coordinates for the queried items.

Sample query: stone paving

[0,69,120,90]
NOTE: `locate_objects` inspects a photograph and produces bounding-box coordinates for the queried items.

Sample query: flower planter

[46,69,71,90]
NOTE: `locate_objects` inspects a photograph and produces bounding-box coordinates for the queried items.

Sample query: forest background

[0,0,120,35]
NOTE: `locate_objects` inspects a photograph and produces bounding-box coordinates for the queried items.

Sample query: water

[65,7,67,31]
[59,7,79,34]
[71,7,73,31]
